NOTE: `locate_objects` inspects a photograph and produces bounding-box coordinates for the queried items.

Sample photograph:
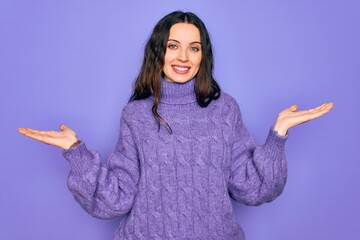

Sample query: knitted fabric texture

[63,78,288,240]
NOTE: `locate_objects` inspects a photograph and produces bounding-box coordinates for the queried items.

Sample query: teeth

[173,66,189,71]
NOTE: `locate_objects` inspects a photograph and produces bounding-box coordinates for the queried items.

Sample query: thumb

[60,124,76,137]
[289,104,298,112]
[60,124,68,131]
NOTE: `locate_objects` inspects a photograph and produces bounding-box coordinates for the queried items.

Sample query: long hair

[129,11,221,133]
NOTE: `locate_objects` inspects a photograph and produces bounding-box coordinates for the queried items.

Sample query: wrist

[273,122,288,136]
[70,140,81,148]
[63,139,80,150]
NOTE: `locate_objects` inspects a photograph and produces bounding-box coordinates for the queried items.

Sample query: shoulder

[208,90,244,127]
[218,91,239,107]
[120,98,153,124]
[215,91,242,119]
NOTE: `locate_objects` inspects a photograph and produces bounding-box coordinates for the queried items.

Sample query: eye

[190,46,200,52]
[168,44,177,49]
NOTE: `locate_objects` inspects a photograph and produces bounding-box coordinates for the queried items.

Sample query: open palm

[18,124,78,150]
[274,103,334,136]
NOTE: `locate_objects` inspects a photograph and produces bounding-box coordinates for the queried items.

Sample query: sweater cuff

[62,142,95,175]
[265,127,288,149]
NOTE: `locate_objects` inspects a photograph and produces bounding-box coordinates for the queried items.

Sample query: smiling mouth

[172,65,191,74]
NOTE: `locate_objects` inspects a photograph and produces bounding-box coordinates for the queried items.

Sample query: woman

[18,11,333,240]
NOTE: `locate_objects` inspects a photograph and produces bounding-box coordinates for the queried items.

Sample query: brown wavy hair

[129,11,221,133]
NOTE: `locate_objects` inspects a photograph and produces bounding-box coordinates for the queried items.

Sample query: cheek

[194,55,202,69]
[164,52,176,64]
[163,54,169,65]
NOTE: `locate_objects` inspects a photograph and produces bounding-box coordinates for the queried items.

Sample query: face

[163,23,202,83]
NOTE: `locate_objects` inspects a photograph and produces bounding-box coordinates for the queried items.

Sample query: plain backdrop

[1,0,359,239]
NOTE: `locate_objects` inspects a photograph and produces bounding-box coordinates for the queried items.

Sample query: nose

[177,48,188,62]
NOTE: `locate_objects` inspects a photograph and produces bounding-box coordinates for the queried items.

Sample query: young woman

[18,11,333,240]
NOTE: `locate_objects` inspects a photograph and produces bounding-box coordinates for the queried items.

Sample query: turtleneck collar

[159,77,197,104]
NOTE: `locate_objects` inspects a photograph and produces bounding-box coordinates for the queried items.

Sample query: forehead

[168,23,201,42]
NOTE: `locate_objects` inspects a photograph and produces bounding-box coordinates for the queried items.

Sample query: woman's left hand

[273,103,334,136]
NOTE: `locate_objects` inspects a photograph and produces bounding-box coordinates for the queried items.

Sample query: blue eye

[190,46,200,52]
[168,44,177,49]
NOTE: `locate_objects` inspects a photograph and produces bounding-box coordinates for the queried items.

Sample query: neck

[159,77,197,104]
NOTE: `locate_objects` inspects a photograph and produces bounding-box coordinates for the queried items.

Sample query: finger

[325,102,334,110]
[319,103,333,112]
[19,129,48,142]
[299,108,332,122]
[22,128,62,139]
[60,124,74,133]
[24,128,49,135]
[305,103,325,112]
[19,128,61,145]
[300,106,330,116]
[18,128,37,136]
[308,103,333,114]
[288,105,332,123]
[289,104,298,111]
[18,128,27,134]
[303,103,331,114]
[306,111,330,122]
[19,128,42,137]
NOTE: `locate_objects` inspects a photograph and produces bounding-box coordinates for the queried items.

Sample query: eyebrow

[168,39,202,45]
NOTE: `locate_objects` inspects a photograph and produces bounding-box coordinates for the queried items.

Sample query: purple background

[1,0,359,239]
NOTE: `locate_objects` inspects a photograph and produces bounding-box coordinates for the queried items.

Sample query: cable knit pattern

[62,78,288,240]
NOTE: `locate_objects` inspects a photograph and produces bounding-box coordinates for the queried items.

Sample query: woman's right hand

[18,124,79,150]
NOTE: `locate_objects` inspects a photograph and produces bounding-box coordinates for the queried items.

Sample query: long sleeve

[62,109,140,219]
[227,101,288,206]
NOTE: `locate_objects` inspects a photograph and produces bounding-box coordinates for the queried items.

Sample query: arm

[18,109,140,219]
[228,101,334,205]
[228,103,288,206]
[63,111,139,219]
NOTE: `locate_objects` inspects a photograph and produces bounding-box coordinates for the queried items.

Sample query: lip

[171,65,191,74]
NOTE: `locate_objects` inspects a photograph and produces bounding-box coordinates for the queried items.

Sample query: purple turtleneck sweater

[63,78,288,240]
